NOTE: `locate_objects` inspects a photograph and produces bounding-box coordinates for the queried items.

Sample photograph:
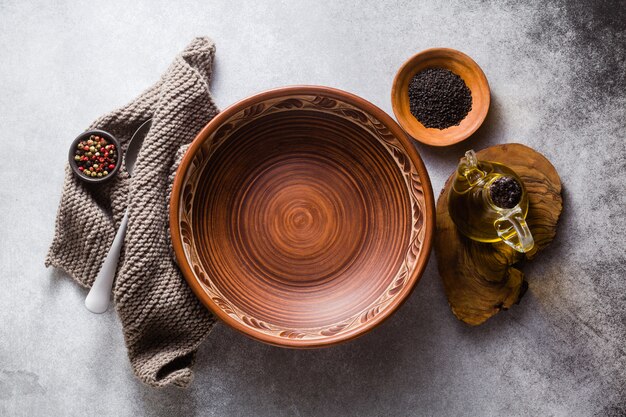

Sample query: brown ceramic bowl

[391,48,490,147]
[170,86,435,348]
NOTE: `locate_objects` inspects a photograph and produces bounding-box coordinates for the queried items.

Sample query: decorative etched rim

[170,86,435,348]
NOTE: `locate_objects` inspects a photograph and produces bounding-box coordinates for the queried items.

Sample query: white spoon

[85,119,152,313]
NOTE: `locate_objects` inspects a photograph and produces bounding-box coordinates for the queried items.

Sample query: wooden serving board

[435,143,562,325]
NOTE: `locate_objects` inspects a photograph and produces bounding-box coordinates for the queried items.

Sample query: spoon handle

[85,211,129,313]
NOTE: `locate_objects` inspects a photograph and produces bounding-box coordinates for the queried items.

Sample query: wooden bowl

[391,48,490,147]
[170,86,435,348]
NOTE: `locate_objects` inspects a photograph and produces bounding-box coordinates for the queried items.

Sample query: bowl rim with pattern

[170,85,435,348]
[391,48,490,147]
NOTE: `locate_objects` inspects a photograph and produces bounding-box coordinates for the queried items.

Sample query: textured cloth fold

[45,37,219,388]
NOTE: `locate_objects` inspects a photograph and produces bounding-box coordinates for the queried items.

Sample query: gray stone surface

[0,0,624,415]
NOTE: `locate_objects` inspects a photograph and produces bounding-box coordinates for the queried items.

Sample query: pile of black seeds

[490,176,522,209]
[408,67,472,129]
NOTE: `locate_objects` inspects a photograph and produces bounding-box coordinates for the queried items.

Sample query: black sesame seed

[490,176,522,209]
[407,67,472,129]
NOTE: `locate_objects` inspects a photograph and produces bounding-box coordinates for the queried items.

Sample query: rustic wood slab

[435,143,562,325]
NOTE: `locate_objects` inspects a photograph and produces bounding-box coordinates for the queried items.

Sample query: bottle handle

[494,206,534,253]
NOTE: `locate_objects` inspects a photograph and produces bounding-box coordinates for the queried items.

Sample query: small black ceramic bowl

[68,129,121,184]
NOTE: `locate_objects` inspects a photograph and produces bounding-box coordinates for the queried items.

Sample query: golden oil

[448,151,531,251]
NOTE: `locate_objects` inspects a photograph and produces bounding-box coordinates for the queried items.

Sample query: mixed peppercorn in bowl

[68,130,121,183]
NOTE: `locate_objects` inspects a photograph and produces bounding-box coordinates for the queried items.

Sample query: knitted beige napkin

[45,37,218,388]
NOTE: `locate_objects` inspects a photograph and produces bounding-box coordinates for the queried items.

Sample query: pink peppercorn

[74,135,118,179]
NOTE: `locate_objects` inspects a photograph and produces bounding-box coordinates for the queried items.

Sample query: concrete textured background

[1,0,624,416]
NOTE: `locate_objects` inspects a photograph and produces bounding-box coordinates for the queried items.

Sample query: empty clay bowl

[391,48,490,147]
[170,86,435,348]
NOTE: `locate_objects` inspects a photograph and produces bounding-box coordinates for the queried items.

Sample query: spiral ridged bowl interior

[170,87,434,348]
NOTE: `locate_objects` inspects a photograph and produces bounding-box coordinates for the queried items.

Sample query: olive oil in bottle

[448,150,533,252]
